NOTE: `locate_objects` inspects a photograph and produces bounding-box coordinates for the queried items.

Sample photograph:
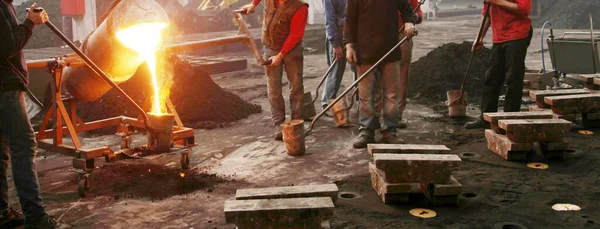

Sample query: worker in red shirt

[397,0,423,129]
[240,0,309,140]
[465,0,532,129]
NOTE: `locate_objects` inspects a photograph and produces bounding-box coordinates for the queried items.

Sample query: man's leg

[354,64,380,149]
[465,43,506,129]
[0,91,46,220]
[380,61,403,143]
[0,136,9,212]
[398,33,414,128]
[283,45,305,121]
[265,48,286,126]
[504,29,533,112]
[321,41,347,109]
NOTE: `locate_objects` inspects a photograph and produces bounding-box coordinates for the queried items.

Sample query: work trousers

[264,45,305,126]
[321,36,357,108]
[0,90,46,219]
[398,33,414,118]
[480,29,533,117]
[357,61,401,137]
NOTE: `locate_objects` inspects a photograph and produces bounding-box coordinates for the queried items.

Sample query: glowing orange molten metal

[117,22,169,115]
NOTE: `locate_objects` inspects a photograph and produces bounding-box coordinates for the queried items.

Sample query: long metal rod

[43,21,148,122]
[450,2,490,105]
[305,36,411,136]
[312,59,338,103]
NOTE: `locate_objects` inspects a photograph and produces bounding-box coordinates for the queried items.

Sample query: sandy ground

[6,15,600,229]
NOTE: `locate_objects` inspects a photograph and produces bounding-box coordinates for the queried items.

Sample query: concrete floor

[6,15,600,228]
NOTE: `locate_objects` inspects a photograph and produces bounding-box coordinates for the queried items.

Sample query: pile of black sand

[76,55,261,129]
[408,41,492,106]
[534,0,600,29]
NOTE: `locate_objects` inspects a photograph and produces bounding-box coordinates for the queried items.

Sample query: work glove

[404,23,418,37]
[346,44,358,65]
[26,3,48,25]
[238,4,257,15]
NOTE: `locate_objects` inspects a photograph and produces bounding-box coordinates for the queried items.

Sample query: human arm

[0,3,44,59]
[399,0,418,37]
[472,7,492,53]
[343,0,358,65]
[267,5,308,66]
[411,0,423,24]
[485,0,531,16]
[323,0,342,60]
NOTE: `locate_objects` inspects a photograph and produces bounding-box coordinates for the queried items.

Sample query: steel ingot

[302,92,316,121]
[146,113,174,152]
[281,119,305,156]
[328,99,349,127]
[62,0,170,101]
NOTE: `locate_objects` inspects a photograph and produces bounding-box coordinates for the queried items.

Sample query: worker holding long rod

[319,0,356,114]
[465,0,533,129]
[0,2,65,228]
[344,0,419,149]
[240,0,309,141]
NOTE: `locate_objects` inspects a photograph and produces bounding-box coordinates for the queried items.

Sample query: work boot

[397,118,408,129]
[353,135,375,149]
[464,118,490,129]
[380,132,405,144]
[25,214,68,229]
[0,207,24,228]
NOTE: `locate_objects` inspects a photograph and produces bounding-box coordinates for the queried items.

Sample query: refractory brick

[367,144,450,156]
[485,129,531,161]
[235,184,339,203]
[373,154,461,184]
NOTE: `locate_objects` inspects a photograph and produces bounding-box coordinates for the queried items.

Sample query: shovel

[448,2,491,107]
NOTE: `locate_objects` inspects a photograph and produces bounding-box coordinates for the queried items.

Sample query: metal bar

[36,107,53,140]
[163,35,250,53]
[37,117,123,139]
[167,99,184,128]
[52,68,62,146]
[590,13,597,73]
[233,12,267,65]
[26,57,86,70]
[306,35,412,136]
[43,21,148,123]
[312,59,338,103]
[37,140,77,157]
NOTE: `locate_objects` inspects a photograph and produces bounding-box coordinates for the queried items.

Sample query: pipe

[163,35,250,53]
[62,0,170,102]
[541,21,555,89]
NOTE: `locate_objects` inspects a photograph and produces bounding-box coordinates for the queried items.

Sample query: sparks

[116,22,169,115]
[179,172,185,178]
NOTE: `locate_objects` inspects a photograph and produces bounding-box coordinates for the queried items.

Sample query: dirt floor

[8,15,600,229]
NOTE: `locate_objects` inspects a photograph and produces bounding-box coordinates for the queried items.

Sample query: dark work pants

[480,28,533,117]
[264,45,304,126]
[0,90,46,220]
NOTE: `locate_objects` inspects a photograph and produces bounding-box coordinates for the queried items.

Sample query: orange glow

[116,22,169,115]
[179,172,185,178]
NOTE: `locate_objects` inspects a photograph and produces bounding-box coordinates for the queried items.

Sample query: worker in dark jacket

[465,0,532,129]
[0,1,63,228]
[344,0,418,149]
[241,0,308,140]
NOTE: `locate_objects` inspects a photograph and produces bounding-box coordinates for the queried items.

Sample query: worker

[0,2,64,229]
[344,0,419,149]
[465,0,532,129]
[240,0,309,140]
[320,0,356,112]
[397,0,423,129]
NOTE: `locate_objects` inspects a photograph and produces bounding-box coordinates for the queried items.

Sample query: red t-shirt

[483,1,532,44]
[399,0,423,28]
[253,0,308,55]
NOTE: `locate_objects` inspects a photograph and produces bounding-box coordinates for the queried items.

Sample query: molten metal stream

[116,22,168,115]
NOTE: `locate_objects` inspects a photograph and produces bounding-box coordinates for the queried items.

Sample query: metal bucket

[328,99,349,127]
[302,92,316,121]
[146,113,174,152]
[62,0,170,101]
[447,90,467,117]
[281,119,305,156]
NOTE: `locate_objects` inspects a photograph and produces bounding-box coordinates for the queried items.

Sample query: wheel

[180,152,190,170]
[77,174,91,197]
